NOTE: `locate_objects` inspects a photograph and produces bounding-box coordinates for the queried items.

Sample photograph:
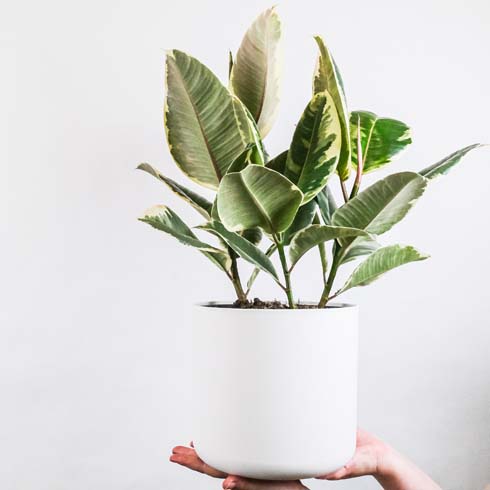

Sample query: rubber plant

[138,7,484,308]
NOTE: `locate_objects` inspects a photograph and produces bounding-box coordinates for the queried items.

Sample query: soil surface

[231,298,320,309]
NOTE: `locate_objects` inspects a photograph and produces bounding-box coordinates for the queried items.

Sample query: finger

[223,476,306,490]
[318,465,348,481]
[170,447,227,479]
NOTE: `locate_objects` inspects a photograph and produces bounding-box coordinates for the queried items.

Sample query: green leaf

[137,163,212,219]
[419,144,483,179]
[337,244,429,294]
[236,100,267,165]
[217,165,303,234]
[241,227,263,246]
[285,91,342,203]
[340,237,381,264]
[139,205,231,273]
[315,185,337,224]
[226,144,258,174]
[266,150,288,174]
[198,220,278,280]
[313,36,351,181]
[283,199,317,245]
[332,172,427,245]
[350,111,412,173]
[165,50,251,189]
[289,224,371,269]
[231,7,282,138]
[228,50,234,80]
[246,243,277,293]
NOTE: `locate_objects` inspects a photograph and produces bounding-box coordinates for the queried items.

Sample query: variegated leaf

[285,91,342,203]
[198,220,278,280]
[217,165,303,234]
[246,243,277,293]
[231,7,282,138]
[137,163,212,219]
[315,185,337,224]
[350,111,412,173]
[241,227,263,246]
[337,244,429,294]
[266,150,288,174]
[139,205,231,273]
[165,50,252,189]
[419,144,483,179]
[332,172,427,247]
[226,144,258,174]
[234,98,267,164]
[313,36,351,181]
[289,224,370,269]
[283,199,317,245]
[340,237,381,264]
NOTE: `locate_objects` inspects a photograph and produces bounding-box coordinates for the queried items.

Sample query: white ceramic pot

[191,302,359,480]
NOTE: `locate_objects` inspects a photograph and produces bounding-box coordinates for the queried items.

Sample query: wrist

[374,441,401,478]
[373,444,442,490]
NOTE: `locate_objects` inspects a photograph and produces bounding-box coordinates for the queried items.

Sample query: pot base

[194,439,356,480]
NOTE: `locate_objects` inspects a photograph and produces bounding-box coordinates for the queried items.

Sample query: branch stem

[275,235,295,308]
[340,178,349,203]
[229,252,247,302]
[318,243,342,308]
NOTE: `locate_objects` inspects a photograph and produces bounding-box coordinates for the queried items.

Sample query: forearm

[375,446,441,490]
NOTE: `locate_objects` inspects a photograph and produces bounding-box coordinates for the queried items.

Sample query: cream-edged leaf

[285,91,342,203]
[350,111,412,173]
[337,244,429,294]
[315,185,337,224]
[139,205,231,272]
[198,220,278,280]
[332,172,427,246]
[313,36,351,181]
[419,144,484,179]
[289,224,370,269]
[283,199,317,245]
[231,7,282,138]
[165,50,251,189]
[137,163,212,219]
[246,243,277,293]
[217,165,303,234]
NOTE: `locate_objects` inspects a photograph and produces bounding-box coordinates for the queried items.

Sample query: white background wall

[2,0,490,489]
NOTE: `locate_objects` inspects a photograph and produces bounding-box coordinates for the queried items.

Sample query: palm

[317,429,385,480]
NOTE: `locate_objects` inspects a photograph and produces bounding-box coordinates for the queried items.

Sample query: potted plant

[137,7,484,481]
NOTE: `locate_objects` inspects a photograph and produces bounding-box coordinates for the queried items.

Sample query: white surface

[2,0,490,489]
[192,304,358,479]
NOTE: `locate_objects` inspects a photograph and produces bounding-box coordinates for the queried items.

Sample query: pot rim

[195,301,357,310]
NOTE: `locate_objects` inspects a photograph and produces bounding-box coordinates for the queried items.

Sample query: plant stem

[313,213,328,286]
[230,253,247,302]
[318,243,342,308]
[350,115,364,199]
[340,178,349,203]
[275,236,295,308]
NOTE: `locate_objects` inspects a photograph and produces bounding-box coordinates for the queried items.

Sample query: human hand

[170,429,441,490]
[318,429,441,490]
[316,428,387,480]
[169,432,380,487]
[170,442,307,489]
